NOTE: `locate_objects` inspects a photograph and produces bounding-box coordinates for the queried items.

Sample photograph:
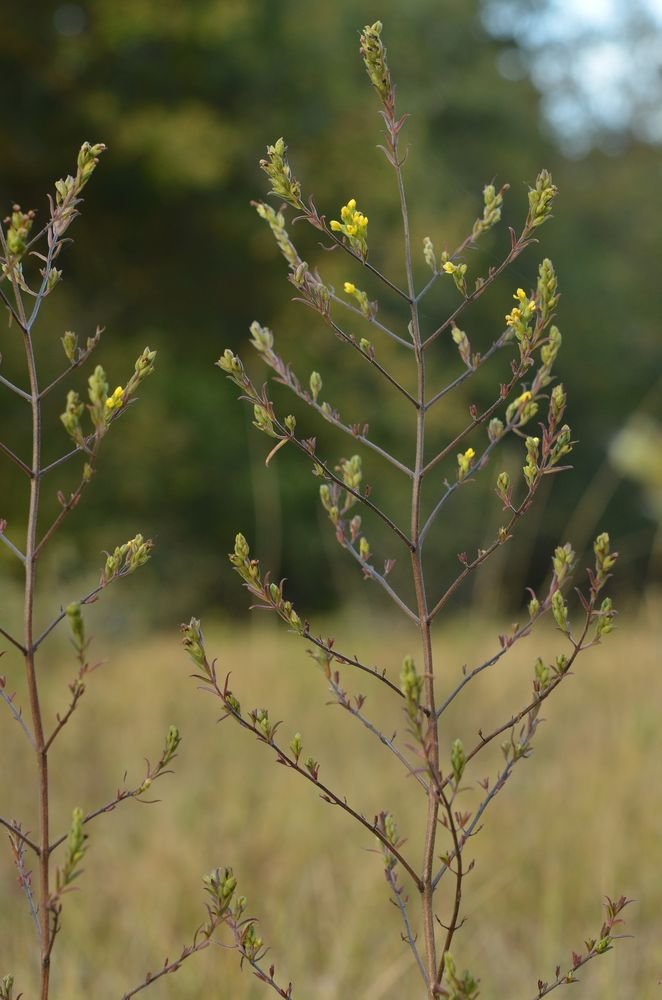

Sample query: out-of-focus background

[0,0,660,620]
[1,1,661,997]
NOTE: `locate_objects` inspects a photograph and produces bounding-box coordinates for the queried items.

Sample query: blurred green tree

[0,0,659,621]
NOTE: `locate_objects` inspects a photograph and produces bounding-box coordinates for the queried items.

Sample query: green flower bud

[179,618,206,668]
[359,21,392,104]
[496,471,510,501]
[488,417,504,442]
[217,349,244,375]
[308,370,322,402]
[66,602,85,652]
[259,137,304,209]
[528,169,558,229]
[61,330,78,362]
[536,257,559,326]
[290,732,303,761]
[451,323,471,367]
[451,738,466,783]
[400,655,423,720]
[540,325,562,368]
[552,542,576,584]
[551,590,569,632]
[423,235,437,273]
[249,320,274,353]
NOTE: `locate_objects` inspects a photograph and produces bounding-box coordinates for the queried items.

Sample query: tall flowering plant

[184,22,628,999]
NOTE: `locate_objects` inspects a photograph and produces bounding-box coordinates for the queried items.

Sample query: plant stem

[22,319,51,997]
[392,126,441,994]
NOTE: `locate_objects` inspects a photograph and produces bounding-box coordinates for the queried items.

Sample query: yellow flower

[330,199,369,256]
[105,386,124,412]
[514,390,532,406]
[343,282,356,294]
[457,447,475,481]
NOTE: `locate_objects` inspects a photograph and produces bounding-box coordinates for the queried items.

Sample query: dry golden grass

[1,597,661,998]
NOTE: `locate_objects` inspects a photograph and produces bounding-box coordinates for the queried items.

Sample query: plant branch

[0,530,27,564]
[0,373,31,402]
[422,233,531,351]
[424,335,506,412]
[385,863,429,987]
[0,438,32,477]
[0,624,27,654]
[327,316,417,405]
[302,627,408,700]
[0,679,36,746]
[327,673,429,792]
[1,817,40,854]
[328,287,414,349]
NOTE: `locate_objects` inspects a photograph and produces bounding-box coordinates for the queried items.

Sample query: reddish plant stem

[22,314,51,998]
[389,114,441,995]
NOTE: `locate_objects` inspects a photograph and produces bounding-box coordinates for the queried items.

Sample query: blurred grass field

[1,597,661,999]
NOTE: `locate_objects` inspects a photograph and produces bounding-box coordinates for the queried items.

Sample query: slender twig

[319,225,411,303]
[34,450,98,558]
[424,336,505,412]
[432,760,515,890]
[341,539,419,623]
[327,316,418,406]
[385,864,429,987]
[0,681,36,747]
[261,345,414,477]
[0,284,28,331]
[38,333,102,400]
[0,816,40,854]
[0,624,26,654]
[7,822,42,939]
[437,786,464,976]
[422,234,532,351]
[49,764,170,853]
[119,937,216,999]
[302,627,407,700]
[33,582,105,652]
[39,443,88,477]
[436,610,545,719]
[422,371,522,478]
[288,435,413,549]
[207,679,422,888]
[0,373,31,402]
[327,673,429,791]
[0,438,32,477]
[438,608,595,803]
[328,287,414,349]
[0,530,27,564]
[420,433,505,547]
[44,673,88,752]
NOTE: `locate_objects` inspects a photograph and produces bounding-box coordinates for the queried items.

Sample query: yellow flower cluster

[505,288,536,330]
[457,447,475,481]
[330,199,368,256]
[442,258,468,295]
[343,280,370,317]
[105,386,124,412]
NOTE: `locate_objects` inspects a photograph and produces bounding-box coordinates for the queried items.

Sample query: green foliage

[0,0,657,617]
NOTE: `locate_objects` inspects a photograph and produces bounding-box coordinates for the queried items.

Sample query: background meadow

[1,602,661,997]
